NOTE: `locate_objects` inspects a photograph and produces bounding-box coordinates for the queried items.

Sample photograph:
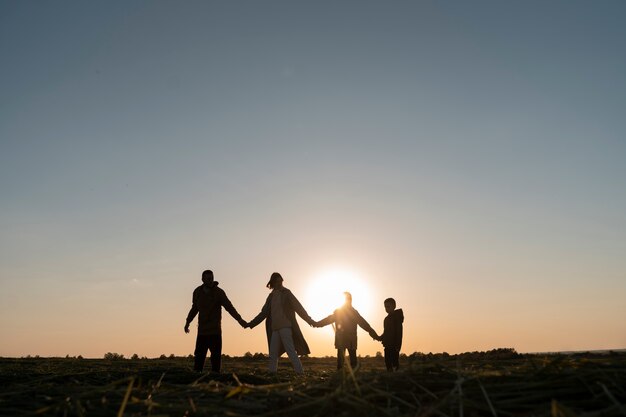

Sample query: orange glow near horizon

[304,267,374,327]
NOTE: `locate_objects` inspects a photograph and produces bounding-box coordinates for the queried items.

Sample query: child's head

[384,298,396,314]
[343,292,352,305]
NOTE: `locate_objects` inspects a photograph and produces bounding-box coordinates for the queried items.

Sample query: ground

[0,352,625,416]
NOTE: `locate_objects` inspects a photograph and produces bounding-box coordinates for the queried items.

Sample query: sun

[304,268,373,325]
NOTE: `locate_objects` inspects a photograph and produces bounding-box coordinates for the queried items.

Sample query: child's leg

[392,349,400,370]
[348,349,357,369]
[337,348,346,369]
[384,348,394,371]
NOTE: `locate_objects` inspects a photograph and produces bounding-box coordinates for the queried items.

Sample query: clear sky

[1,1,625,358]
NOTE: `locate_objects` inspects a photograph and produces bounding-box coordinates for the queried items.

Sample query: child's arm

[395,318,403,350]
[355,311,379,340]
[314,313,335,327]
[376,330,384,342]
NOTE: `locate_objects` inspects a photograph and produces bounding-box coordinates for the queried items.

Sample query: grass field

[1,351,625,416]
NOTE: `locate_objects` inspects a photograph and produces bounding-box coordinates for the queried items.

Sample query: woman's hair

[266,272,283,289]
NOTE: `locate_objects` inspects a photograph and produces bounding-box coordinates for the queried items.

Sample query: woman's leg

[278,328,303,374]
[268,330,281,373]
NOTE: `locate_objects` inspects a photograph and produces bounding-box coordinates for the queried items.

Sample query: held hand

[184,323,190,334]
[238,319,249,328]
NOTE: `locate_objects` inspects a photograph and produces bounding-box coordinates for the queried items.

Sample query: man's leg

[207,334,223,373]
[268,330,281,373]
[337,348,346,370]
[194,334,210,371]
[278,328,303,374]
[348,349,357,369]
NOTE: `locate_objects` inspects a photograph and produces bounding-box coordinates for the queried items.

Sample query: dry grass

[0,352,625,416]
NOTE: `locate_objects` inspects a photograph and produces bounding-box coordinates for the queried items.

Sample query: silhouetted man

[184,270,247,373]
[315,292,378,370]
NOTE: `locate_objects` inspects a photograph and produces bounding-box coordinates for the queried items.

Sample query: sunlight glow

[305,268,373,330]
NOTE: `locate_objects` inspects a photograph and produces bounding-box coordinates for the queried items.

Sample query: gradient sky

[1,1,625,358]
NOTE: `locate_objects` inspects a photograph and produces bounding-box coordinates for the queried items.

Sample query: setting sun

[305,268,373,328]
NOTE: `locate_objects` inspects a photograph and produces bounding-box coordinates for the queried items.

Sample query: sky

[1,1,625,358]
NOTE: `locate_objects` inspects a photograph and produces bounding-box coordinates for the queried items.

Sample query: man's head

[202,270,214,284]
[384,298,396,314]
[344,292,352,306]
[266,272,284,289]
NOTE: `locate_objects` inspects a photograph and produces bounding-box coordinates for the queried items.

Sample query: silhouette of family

[185,270,404,374]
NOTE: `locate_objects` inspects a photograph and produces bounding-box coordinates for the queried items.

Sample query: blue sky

[1,1,625,357]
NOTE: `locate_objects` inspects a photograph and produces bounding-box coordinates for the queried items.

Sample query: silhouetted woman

[247,272,315,374]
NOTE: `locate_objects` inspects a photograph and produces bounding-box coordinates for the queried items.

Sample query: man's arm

[184,289,199,333]
[356,311,378,339]
[220,290,247,327]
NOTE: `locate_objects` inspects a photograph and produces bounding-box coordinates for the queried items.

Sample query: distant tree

[243,352,253,360]
[252,352,267,360]
[77,355,84,360]
[131,354,140,360]
[159,354,167,359]
[375,351,383,358]
[169,354,176,359]
[104,352,124,360]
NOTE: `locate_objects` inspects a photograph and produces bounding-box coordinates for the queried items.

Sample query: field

[1,351,625,416]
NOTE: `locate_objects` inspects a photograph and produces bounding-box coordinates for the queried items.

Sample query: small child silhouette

[375,298,404,371]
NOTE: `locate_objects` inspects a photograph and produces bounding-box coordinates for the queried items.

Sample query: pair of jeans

[194,333,222,372]
[337,348,357,370]
[269,327,303,373]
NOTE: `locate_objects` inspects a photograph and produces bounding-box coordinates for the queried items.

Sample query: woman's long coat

[248,287,314,356]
